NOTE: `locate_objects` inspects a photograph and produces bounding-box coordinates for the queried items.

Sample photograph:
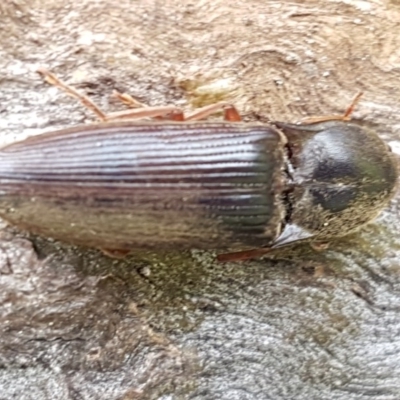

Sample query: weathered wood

[1,0,400,399]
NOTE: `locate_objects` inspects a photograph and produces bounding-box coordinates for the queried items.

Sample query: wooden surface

[1,1,400,399]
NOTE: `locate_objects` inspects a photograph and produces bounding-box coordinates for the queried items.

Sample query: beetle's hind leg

[39,68,243,123]
[38,68,184,122]
[301,91,363,124]
[38,68,109,121]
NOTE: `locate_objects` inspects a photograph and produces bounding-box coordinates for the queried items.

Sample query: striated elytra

[0,118,397,260]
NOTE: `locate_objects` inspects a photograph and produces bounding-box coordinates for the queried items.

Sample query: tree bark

[1,1,400,399]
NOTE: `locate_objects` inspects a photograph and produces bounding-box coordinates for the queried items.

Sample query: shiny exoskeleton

[0,118,397,260]
[273,120,398,247]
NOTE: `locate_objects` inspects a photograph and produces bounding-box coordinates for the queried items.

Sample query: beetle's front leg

[217,247,273,262]
[300,91,363,124]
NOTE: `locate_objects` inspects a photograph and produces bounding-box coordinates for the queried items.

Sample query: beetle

[0,69,397,261]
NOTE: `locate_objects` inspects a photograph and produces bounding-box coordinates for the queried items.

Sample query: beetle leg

[309,241,330,251]
[109,101,243,122]
[38,69,185,122]
[300,92,363,124]
[113,90,148,108]
[217,247,272,262]
[39,69,242,123]
[185,102,242,122]
[342,91,363,119]
[112,90,186,121]
[103,106,185,121]
[114,90,242,122]
[37,68,108,121]
[101,248,131,258]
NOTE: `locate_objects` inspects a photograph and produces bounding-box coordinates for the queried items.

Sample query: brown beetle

[0,70,397,261]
